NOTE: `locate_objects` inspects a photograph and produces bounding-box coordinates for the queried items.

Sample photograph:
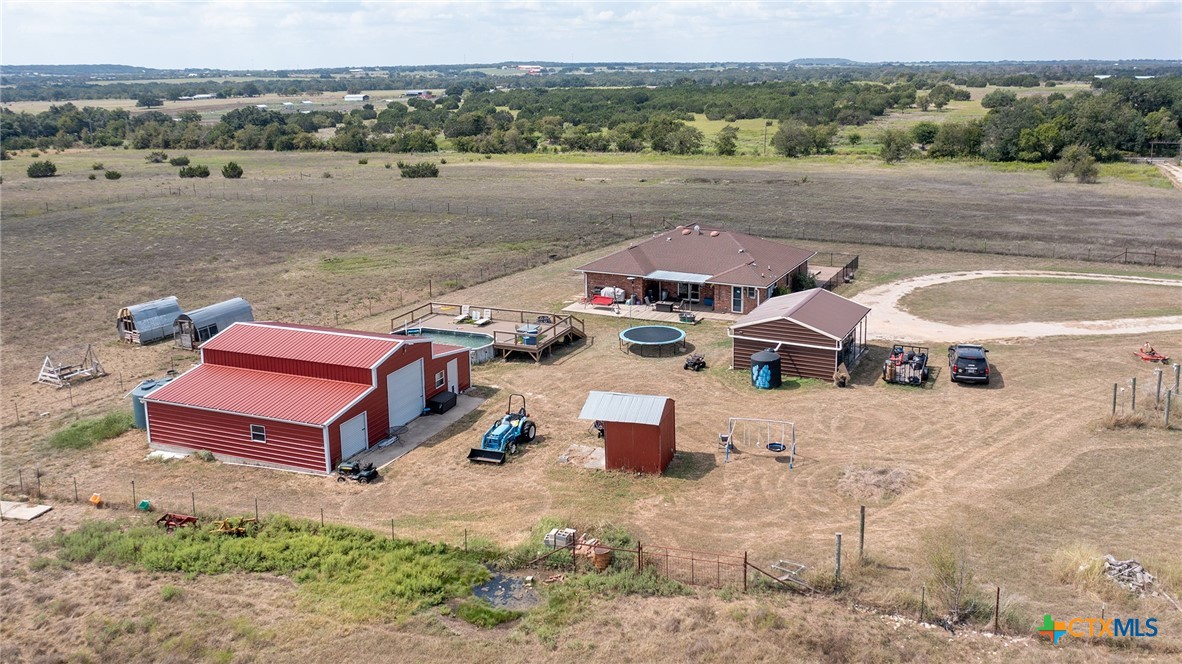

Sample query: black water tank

[751,349,782,389]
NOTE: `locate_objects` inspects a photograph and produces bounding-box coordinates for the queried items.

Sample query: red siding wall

[324,342,472,469]
[203,349,371,384]
[603,401,676,474]
[146,401,326,473]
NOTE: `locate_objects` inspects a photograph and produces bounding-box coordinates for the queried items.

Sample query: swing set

[718,417,796,466]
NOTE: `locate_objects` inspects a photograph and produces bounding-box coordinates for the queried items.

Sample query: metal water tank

[750,349,782,389]
[130,377,174,429]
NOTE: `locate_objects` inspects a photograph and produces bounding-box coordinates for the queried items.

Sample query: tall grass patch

[48,411,135,449]
[55,516,489,621]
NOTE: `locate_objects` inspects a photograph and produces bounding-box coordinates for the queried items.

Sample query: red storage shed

[578,391,675,474]
[143,322,470,474]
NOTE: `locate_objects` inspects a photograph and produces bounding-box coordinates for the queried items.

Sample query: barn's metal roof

[145,363,370,425]
[578,391,671,426]
[200,322,402,369]
[120,296,184,344]
[177,297,254,330]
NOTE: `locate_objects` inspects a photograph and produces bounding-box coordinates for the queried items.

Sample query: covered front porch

[562,299,740,324]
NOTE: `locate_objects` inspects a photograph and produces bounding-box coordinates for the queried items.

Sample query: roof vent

[738,248,745,253]
[693,224,701,234]
[768,265,772,270]
[682,228,692,235]
[667,237,672,241]
[710,231,719,237]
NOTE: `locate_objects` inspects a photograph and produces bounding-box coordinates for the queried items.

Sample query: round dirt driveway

[853,270,1182,342]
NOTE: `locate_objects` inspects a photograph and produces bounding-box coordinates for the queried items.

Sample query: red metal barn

[579,391,675,474]
[729,288,870,381]
[143,322,470,474]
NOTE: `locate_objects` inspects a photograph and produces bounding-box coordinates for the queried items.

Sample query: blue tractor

[468,393,537,464]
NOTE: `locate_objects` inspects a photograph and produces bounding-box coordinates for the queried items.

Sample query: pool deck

[390,302,586,363]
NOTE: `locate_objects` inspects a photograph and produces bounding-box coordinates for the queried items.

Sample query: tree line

[2,78,1178,164]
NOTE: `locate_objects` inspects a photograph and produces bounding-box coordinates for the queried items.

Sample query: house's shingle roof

[576,228,815,288]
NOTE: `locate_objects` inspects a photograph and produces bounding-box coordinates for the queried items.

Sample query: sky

[2,1,1180,69]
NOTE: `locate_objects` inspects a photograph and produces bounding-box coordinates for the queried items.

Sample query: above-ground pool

[398,328,495,364]
[619,325,686,357]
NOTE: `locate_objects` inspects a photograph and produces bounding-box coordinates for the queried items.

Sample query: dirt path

[1154,160,1182,190]
[854,270,1182,342]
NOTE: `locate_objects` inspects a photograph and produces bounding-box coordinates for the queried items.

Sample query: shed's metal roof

[121,296,184,343]
[578,391,671,426]
[176,297,254,329]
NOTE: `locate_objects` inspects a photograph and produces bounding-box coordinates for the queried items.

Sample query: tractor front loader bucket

[467,448,507,464]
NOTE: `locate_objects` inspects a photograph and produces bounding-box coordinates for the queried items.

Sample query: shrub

[384,162,392,169]
[146,151,169,163]
[26,160,57,178]
[30,151,40,157]
[791,271,816,291]
[440,158,447,164]
[1047,160,1072,182]
[91,162,104,170]
[88,174,96,180]
[104,170,122,180]
[396,161,439,178]
[48,412,135,450]
[160,585,184,601]
[923,531,981,624]
[221,162,243,179]
[193,450,216,462]
[178,165,210,178]
[357,158,368,165]
[168,156,190,166]
[847,132,862,146]
[322,171,332,178]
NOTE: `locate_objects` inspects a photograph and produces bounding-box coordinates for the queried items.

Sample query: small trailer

[882,344,930,386]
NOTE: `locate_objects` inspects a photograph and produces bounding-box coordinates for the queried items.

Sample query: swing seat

[766,442,786,453]
[718,434,732,450]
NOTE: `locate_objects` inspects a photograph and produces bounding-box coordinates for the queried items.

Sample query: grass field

[1,147,1180,662]
[900,277,1182,324]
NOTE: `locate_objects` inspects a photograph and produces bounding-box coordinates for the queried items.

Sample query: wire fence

[6,182,1182,267]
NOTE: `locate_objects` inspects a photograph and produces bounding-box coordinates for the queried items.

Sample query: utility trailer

[882,344,930,386]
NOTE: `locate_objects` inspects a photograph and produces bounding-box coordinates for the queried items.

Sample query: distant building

[343,93,370,102]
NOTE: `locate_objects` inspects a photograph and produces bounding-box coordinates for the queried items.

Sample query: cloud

[2,0,1178,68]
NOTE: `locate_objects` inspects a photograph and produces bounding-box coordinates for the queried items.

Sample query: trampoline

[619,325,686,357]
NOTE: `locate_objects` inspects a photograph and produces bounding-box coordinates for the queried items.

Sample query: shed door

[340,412,368,459]
[446,359,459,393]
[387,359,424,428]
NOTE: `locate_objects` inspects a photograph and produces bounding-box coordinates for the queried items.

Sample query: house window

[250,424,266,443]
[435,370,446,389]
[745,287,756,298]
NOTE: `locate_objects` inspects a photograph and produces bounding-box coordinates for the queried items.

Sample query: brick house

[575,226,815,315]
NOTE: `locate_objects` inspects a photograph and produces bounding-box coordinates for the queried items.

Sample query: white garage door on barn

[340,411,368,459]
[387,359,424,427]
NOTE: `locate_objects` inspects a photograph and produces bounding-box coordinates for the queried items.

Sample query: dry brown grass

[2,148,1181,662]
[899,277,1182,325]
[836,465,912,500]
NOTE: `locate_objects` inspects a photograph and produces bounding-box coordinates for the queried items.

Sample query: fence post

[834,533,842,581]
[131,480,136,507]
[637,542,643,573]
[1156,368,1164,404]
[859,505,866,561]
[391,518,395,540]
[464,529,468,552]
[73,476,78,502]
[1174,364,1180,392]
[919,586,925,621]
[320,508,324,527]
[191,492,196,515]
[36,469,41,498]
[743,552,748,593]
[1112,383,1118,415]
[993,586,1001,631]
[1167,390,1173,428]
[1131,377,1137,412]
[254,498,259,521]
[17,469,22,494]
